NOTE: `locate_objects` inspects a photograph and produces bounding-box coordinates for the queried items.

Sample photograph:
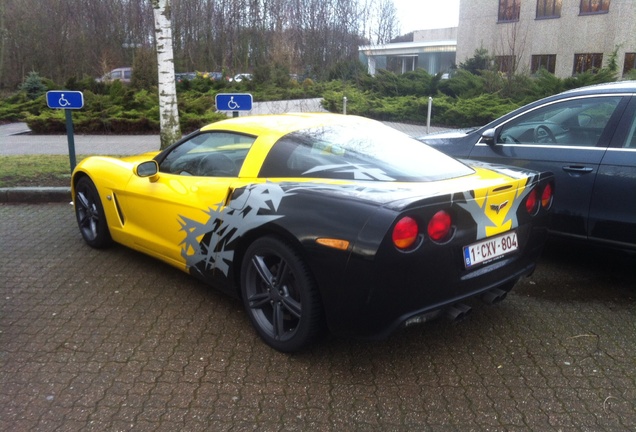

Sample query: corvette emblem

[490,200,509,214]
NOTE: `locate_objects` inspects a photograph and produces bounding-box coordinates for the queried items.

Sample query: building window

[499,0,521,22]
[496,55,516,74]
[536,0,562,18]
[573,53,603,74]
[580,0,610,14]
[531,54,557,73]
[624,53,636,76]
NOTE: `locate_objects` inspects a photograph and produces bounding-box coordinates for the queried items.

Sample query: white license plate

[463,231,518,268]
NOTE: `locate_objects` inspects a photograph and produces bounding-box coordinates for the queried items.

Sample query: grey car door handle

[562,165,594,175]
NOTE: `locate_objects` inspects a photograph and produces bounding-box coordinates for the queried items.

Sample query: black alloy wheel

[241,236,323,352]
[74,176,112,248]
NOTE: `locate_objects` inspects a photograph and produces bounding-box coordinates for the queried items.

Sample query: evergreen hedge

[0,62,629,133]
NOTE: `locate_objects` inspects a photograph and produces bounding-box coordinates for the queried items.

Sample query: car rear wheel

[241,236,323,352]
[74,176,112,248]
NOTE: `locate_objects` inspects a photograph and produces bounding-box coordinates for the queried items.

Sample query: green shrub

[179,111,226,134]
[438,69,484,98]
[459,48,493,75]
[434,94,521,127]
[0,92,45,121]
[3,65,628,133]
[530,69,565,99]
[24,110,67,133]
[19,72,48,100]
[131,48,158,90]
[326,59,368,82]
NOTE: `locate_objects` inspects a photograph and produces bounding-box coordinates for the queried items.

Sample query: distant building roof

[359,40,456,56]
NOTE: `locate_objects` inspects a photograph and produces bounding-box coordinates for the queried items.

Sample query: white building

[359,28,457,76]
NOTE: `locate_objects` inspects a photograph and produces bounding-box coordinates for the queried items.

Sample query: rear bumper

[320,225,547,339]
[375,260,536,339]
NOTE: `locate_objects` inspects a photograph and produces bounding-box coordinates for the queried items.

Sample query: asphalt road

[1,203,634,431]
[0,117,441,203]
[0,122,435,156]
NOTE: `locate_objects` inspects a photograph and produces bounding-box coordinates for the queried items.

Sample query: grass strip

[0,155,91,187]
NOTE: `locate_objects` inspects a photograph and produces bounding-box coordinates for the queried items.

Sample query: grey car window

[497,96,621,147]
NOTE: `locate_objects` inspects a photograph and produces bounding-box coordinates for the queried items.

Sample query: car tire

[74,176,112,249]
[241,236,323,352]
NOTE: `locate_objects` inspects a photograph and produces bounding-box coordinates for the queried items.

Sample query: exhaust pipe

[482,288,508,305]
[446,303,472,321]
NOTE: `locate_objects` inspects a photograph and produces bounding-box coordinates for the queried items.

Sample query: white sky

[393,0,460,33]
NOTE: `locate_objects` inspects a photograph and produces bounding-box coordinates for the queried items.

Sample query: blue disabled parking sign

[215,93,253,112]
[46,91,84,109]
[45,90,85,173]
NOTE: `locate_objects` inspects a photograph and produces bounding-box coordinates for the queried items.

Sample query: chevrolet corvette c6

[71,113,554,352]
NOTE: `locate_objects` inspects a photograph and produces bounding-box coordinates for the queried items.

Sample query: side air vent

[113,193,125,225]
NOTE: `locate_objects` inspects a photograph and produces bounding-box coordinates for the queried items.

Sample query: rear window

[259,121,473,182]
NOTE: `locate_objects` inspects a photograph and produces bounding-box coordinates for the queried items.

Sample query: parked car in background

[175,72,196,82]
[208,71,224,81]
[420,81,636,251]
[97,67,132,83]
[232,73,253,82]
[71,113,553,352]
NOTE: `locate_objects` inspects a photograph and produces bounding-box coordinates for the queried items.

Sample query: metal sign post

[215,93,253,117]
[46,90,84,173]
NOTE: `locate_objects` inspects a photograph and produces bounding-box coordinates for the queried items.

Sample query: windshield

[259,121,473,182]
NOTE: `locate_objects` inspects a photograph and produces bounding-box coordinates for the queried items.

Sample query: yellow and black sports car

[72,113,554,352]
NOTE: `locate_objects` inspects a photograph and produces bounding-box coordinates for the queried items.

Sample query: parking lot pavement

[1,203,635,431]
[0,133,161,156]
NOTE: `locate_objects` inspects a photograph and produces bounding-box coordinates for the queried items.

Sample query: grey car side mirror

[480,128,496,146]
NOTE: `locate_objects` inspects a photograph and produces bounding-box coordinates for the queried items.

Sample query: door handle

[562,165,594,175]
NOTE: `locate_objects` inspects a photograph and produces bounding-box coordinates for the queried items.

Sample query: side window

[624,113,636,149]
[497,96,622,147]
[159,132,255,177]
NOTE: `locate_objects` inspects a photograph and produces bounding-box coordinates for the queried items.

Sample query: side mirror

[135,160,159,182]
[480,128,496,146]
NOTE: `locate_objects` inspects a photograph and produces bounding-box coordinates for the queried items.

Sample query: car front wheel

[74,176,112,248]
[241,236,323,352]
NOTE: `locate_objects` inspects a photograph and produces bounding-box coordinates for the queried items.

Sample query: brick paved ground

[1,203,635,431]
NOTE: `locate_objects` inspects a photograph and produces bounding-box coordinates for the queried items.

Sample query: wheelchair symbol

[227,96,240,110]
[58,94,70,107]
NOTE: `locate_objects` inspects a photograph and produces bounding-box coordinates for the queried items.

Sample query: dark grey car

[420,81,636,251]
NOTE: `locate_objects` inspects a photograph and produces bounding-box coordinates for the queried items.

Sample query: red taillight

[541,183,553,209]
[525,189,538,214]
[427,210,452,242]
[392,216,419,249]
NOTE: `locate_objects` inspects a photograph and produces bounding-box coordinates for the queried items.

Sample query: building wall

[456,0,636,77]
[413,27,458,43]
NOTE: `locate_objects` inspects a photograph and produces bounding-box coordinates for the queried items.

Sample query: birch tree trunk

[151,0,181,150]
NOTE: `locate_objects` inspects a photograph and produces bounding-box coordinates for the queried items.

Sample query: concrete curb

[0,187,71,203]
